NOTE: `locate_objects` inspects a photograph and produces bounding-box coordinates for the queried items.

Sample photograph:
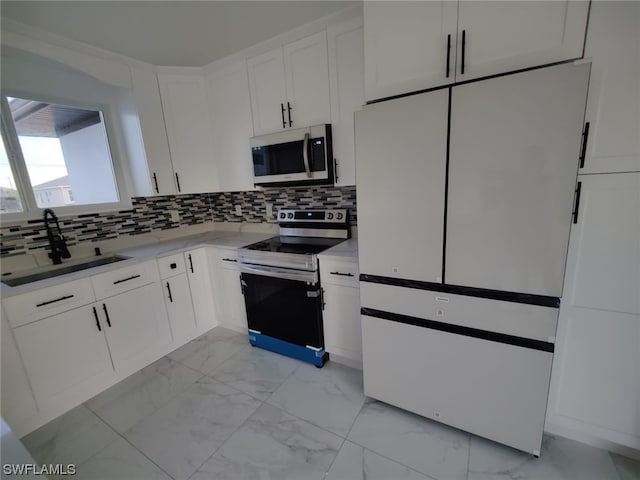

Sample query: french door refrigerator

[356,62,590,455]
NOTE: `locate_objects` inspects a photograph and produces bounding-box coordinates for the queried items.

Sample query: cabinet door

[158,72,218,193]
[355,89,448,283]
[217,267,248,333]
[163,274,198,347]
[456,1,589,82]
[247,48,287,135]
[328,17,364,187]
[130,66,176,196]
[580,1,640,174]
[185,248,217,335]
[13,306,113,406]
[101,283,171,374]
[283,31,331,129]
[322,283,362,364]
[565,173,640,315]
[446,63,590,296]
[363,1,457,101]
[207,61,255,192]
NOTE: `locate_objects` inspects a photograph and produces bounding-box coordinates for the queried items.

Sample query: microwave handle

[302,132,311,178]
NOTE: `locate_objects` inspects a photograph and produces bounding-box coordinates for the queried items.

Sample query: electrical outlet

[170,210,180,222]
[266,203,273,217]
[235,205,242,216]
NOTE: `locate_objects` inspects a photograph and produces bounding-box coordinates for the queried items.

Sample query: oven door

[240,264,324,349]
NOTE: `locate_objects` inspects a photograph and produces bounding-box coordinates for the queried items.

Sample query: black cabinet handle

[572,181,582,224]
[166,282,173,303]
[113,274,141,285]
[461,29,466,75]
[579,122,590,169]
[175,173,181,193]
[152,172,159,194]
[287,102,293,127]
[36,294,74,307]
[222,258,237,263]
[281,103,286,129]
[93,306,102,332]
[188,254,194,273]
[330,271,354,277]
[102,304,112,327]
[170,262,177,269]
[446,34,451,78]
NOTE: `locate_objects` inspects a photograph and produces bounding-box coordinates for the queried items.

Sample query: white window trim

[0,92,132,224]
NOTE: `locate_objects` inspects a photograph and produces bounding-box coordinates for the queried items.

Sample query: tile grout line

[78,407,178,480]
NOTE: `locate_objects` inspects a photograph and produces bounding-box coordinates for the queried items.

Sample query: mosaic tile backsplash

[0,186,356,257]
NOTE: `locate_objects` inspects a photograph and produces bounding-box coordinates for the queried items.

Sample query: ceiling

[1,1,357,67]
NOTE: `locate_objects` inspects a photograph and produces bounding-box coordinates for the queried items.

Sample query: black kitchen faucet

[43,208,71,265]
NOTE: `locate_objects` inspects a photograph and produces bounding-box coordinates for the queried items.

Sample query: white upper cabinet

[158,71,219,194]
[328,17,364,186]
[456,1,589,82]
[129,66,177,196]
[580,1,640,174]
[364,1,589,100]
[207,61,256,192]
[282,31,331,129]
[364,1,457,101]
[248,32,331,135]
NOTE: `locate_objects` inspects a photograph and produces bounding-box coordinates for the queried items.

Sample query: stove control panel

[277,209,348,224]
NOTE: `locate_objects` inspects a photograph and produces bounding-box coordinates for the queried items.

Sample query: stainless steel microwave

[250,124,334,187]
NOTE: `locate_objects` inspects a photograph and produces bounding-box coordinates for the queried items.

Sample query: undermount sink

[1,255,129,287]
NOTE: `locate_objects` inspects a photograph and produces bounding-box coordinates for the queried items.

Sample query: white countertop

[318,238,358,261]
[0,231,273,298]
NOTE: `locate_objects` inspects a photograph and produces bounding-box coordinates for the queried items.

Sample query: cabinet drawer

[91,261,158,299]
[320,259,359,287]
[157,253,186,279]
[4,279,96,328]
[214,248,240,268]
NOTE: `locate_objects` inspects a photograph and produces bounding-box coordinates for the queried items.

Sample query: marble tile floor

[21,327,639,480]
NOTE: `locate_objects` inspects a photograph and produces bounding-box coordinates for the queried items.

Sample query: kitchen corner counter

[318,238,358,261]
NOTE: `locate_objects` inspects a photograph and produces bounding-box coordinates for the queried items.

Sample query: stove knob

[327,213,334,220]
[336,213,344,220]
[287,212,294,219]
[279,212,286,219]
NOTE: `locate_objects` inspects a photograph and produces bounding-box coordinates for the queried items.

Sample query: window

[0,95,124,218]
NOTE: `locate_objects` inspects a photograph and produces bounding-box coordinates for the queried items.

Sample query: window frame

[0,91,132,223]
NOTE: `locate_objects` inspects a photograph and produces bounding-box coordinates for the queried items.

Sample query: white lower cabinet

[547,172,640,451]
[320,258,362,367]
[212,248,247,333]
[13,304,114,408]
[185,248,218,335]
[162,274,197,346]
[99,283,172,375]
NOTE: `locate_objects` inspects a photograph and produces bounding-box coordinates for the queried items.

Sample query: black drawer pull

[175,173,181,192]
[102,304,112,327]
[36,294,74,307]
[152,172,159,194]
[170,262,177,269]
[113,274,141,285]
[93,306,101,331]
[330,271,354,277]
[222,258,237,263]
[188,254,194,273]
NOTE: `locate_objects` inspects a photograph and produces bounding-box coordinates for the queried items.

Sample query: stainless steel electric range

[238,209,349,367]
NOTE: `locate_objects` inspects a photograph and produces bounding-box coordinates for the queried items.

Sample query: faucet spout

[43,209,71,265]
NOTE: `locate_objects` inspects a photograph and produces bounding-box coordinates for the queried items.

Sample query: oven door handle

[302,132,312,178]
[240,263,318,284]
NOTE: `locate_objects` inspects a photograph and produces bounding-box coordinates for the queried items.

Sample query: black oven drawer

[241,273,324,349]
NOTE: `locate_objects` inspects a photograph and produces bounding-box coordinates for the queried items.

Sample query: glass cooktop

[243,236,345,255]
